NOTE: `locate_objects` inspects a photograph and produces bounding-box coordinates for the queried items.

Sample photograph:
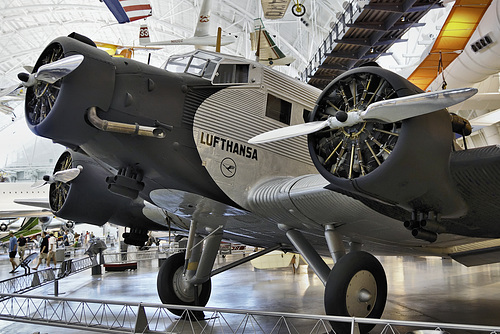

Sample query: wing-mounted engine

[308,67,468,239]
[50,150,166,245]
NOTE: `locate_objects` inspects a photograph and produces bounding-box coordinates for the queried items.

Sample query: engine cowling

[24,33,186,150]
[308,67,467,219]
[25,34,115,148]
[49,150,165,233]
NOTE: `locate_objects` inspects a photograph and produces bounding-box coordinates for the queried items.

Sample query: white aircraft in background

[0,166,82,231]
[139,0,237,49]
[0,182,51,223]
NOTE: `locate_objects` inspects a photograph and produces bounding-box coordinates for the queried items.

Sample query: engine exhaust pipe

[87,106,167,139]
[412,228,438,243]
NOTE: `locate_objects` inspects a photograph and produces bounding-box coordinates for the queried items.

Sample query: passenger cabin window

[266,94,291,125]
[213,64,249,84]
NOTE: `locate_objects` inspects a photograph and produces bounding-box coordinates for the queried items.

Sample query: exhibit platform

[0,249,499,333]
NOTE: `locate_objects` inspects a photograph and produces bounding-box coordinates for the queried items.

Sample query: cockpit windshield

[165,51,251,84]
[165,51,221,80]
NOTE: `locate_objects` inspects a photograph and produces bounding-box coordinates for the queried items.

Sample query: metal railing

[300,0,363,82]
[0,293,499,334]
[0,255,96,296]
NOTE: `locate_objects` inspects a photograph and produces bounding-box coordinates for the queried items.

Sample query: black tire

[324,251,387,334]
[292,4,306,17]
[157,252,212,318]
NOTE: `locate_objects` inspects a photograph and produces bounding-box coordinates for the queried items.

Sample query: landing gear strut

[157,221,223,318]
[282,224,387,334]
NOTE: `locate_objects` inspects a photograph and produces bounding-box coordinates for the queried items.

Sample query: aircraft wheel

[0,223,7,232]
[157,252,211,318]
[324,251,387,334]
[292,4,306,17]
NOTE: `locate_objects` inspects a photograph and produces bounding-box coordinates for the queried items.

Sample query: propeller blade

[361,87,478,123]
[41,165,83,185]
[248,120,328,144]
[32,54,84,85]
[53,165,83,183]
[249,87,478,145]
[0,83,22,98]
[31,180,48,189]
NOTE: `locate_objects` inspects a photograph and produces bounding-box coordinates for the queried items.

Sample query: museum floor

[0,249,499,333]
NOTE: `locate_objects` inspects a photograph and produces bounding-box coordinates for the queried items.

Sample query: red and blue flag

[102,0,152,24]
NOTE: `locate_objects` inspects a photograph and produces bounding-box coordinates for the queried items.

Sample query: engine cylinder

[308,67,467,218]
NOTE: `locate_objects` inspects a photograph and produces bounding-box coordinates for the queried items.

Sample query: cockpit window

[213,64,249,84]
[165,55,190,73]
[165,52,221,80]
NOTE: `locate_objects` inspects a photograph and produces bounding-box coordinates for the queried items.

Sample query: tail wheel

[49,151,72,212]
[324,251,387,334]
[309,72,401,180]
[157,252,211,318]
[292,3,306,17]
[25,43,64,126]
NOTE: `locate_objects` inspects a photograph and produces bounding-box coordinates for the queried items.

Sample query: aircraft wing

[242,144,500,267]
[0,210,52,219]
[0,183,52,219]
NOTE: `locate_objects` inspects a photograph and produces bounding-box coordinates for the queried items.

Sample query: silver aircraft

[15,32,500,333]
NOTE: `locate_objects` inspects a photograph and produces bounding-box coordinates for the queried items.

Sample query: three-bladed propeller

[248,87,478,144]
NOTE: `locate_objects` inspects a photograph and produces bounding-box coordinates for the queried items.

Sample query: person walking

[47,233,57,268]
[8,231,18,273]
[17,234,27,261]
[33,232,48,270]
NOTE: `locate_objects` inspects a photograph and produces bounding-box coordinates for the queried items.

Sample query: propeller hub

[335,111,348,122]
[17,72,29,83]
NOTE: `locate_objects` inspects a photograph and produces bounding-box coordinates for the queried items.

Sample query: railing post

[134,303,149,333]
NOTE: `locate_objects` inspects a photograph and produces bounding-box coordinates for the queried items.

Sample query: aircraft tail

[250,18,294,66]
[194,0,213,37]
[139,24,151,46]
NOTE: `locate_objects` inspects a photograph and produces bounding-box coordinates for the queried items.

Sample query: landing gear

[282,225,387,334]
[157,221,223,318]
[324,251,387,334]
[291,2,306,17]
[157,252,211,318]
